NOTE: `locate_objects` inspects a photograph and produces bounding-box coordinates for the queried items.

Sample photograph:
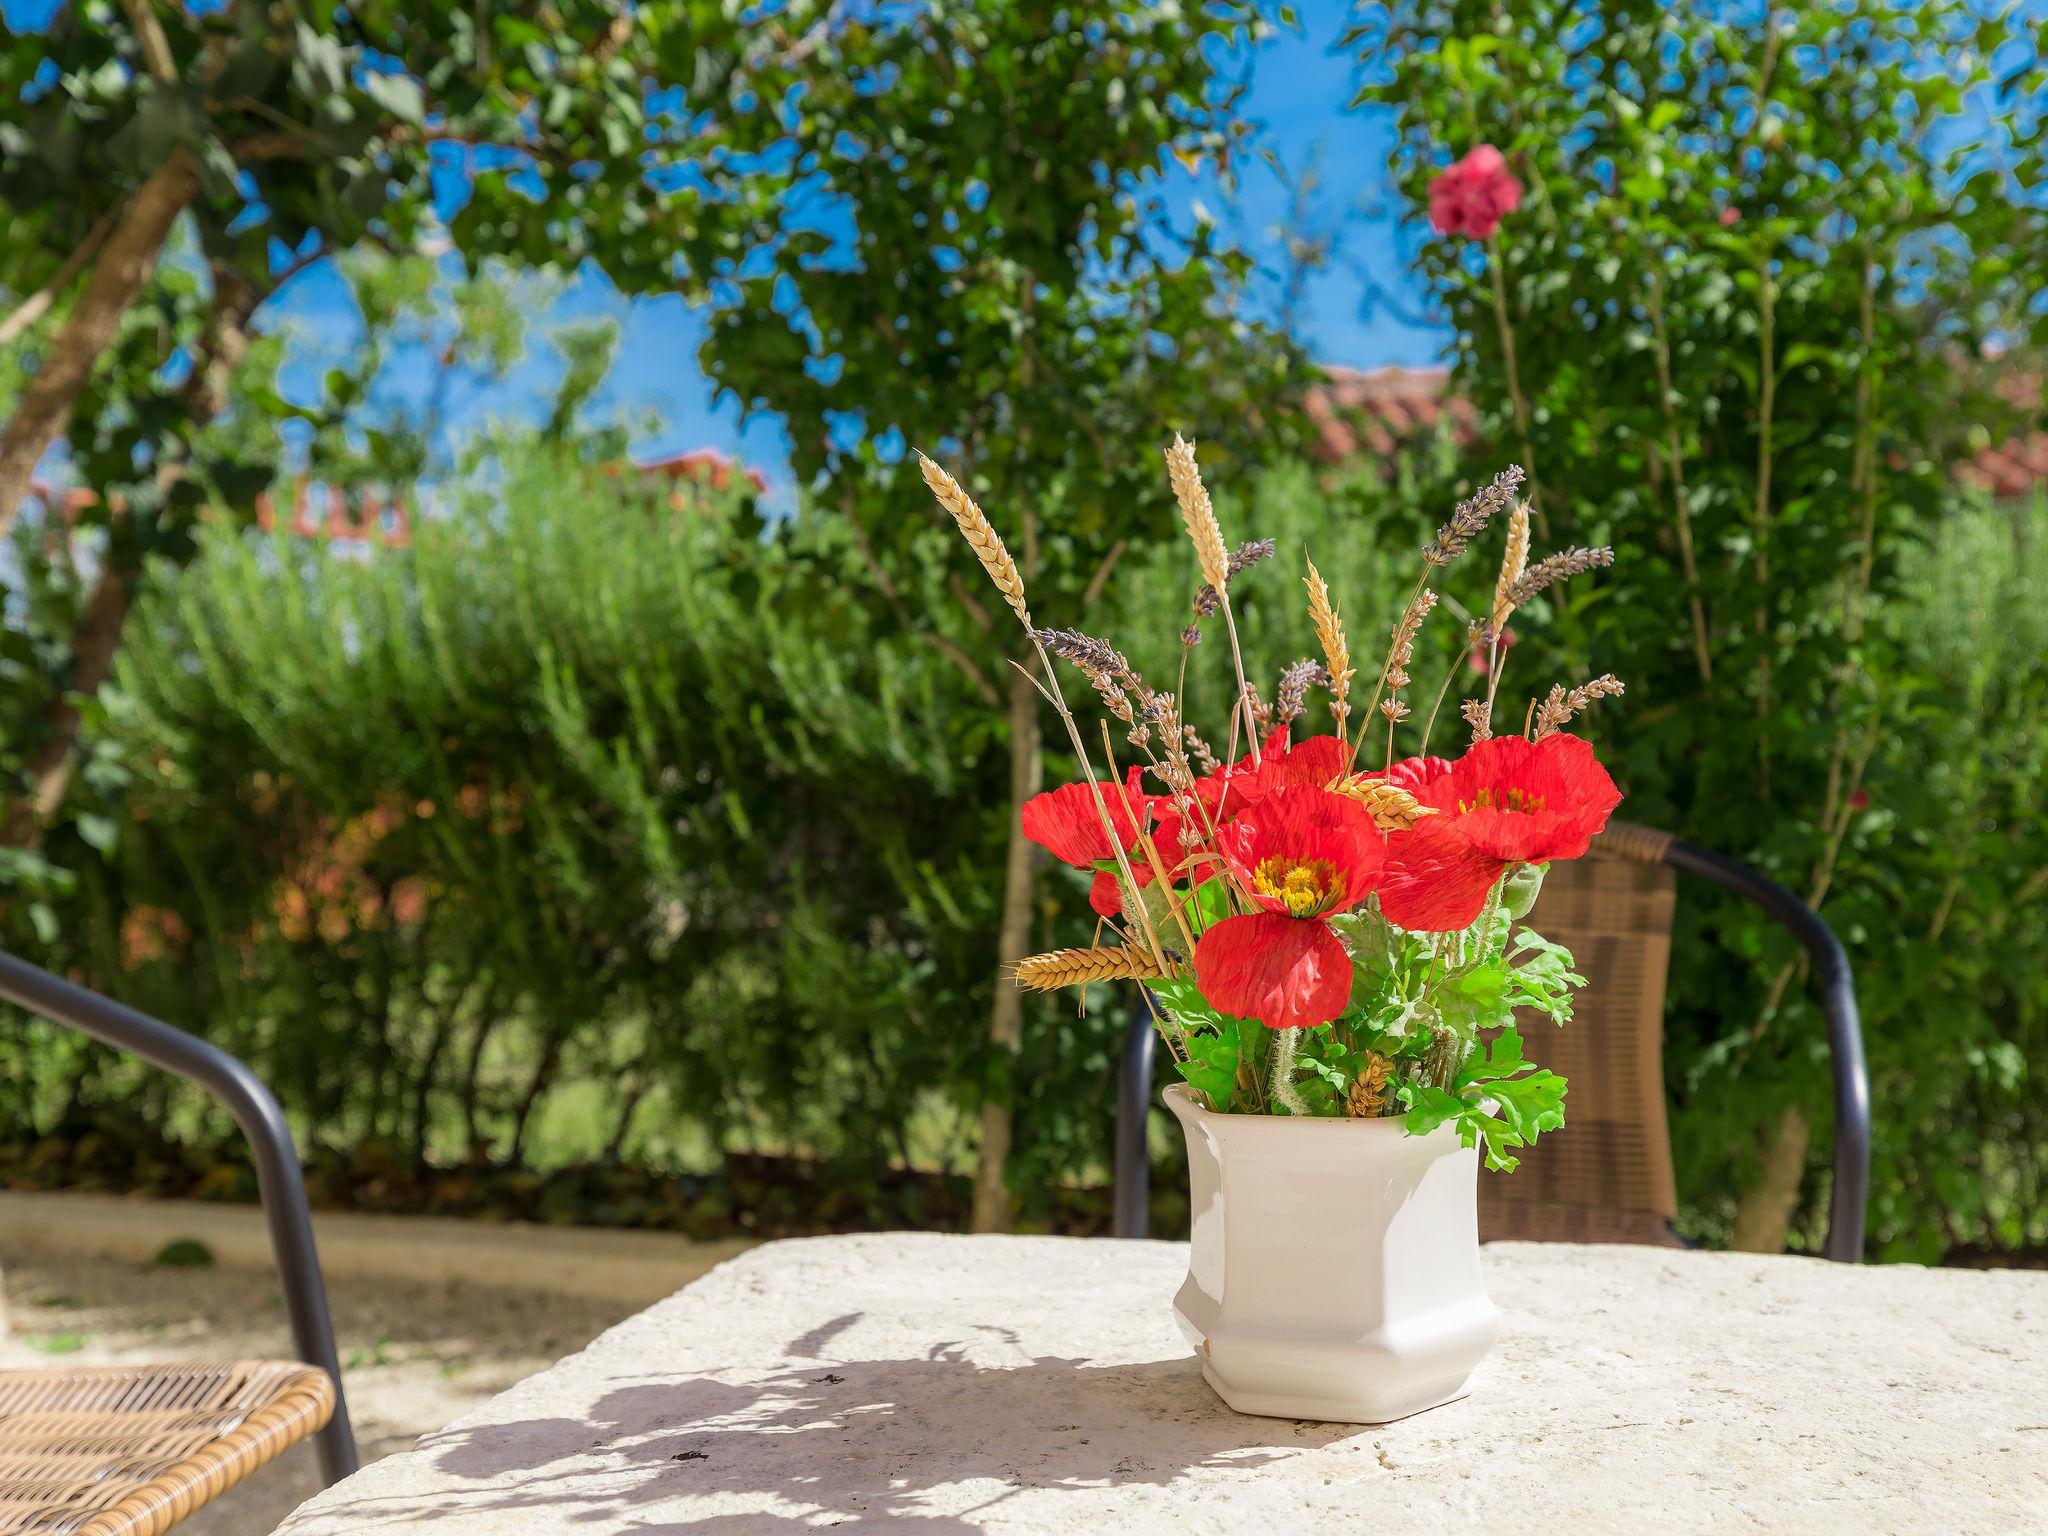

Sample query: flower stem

[1485,230,1545,535]
[1219,594,1261,768]
[1269,1027,1310,1116]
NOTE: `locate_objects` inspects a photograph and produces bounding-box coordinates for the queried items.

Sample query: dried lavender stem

[919,452,1170,970]
[1100,718,1198,960]
[1030,641,1171,970]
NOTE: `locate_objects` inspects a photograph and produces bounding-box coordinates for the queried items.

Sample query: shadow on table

[290,1321,1362,1532]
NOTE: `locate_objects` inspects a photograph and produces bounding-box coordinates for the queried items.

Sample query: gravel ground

[0,1245,635,1536]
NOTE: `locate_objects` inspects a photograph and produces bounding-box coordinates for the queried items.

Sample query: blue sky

[19,2,2035,513]
[250,5,1446,513]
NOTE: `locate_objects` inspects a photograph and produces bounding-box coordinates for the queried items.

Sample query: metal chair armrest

[0,950,361,1481]
[1113,1007,1158,1240]
[1660,839,1871,1262]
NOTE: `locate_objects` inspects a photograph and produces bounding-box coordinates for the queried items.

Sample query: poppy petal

[1088,869,1124,919]
[1194,911,1354,1030]
[1019,769,1150,868]
[1379,754,1453,794]
[1212,785,1387,915]
[1378,816,1506,932]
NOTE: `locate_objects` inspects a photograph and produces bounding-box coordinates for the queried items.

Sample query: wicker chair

[1113,822,1872,1262]
[0,952,359,1535]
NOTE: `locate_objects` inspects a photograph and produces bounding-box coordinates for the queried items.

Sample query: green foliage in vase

[1154,872,1579,1170]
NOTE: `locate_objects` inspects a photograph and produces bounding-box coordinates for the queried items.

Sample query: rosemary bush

[8,443,1001,1203]
[3,446,2042,1256]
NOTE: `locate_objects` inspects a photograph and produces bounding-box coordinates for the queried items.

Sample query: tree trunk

[0,565,135,847]
[506,1015,570,1166]
[0,259,260,854]
[459,1000,503,1158]
[0,148,198,539]
[1730,1104,1810,1253]
[970,661,1042,1233]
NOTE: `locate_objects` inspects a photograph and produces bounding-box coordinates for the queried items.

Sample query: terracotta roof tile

[1303,365,2045,498]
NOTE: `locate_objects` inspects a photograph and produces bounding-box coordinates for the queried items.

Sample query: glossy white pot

[1164,1082,1500,1423]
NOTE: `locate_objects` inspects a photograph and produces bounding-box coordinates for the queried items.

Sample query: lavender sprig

[1192,539,1277,617]
[1423,467,1525,568]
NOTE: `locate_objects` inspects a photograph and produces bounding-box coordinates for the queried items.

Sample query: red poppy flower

[1428,145,1523,240]
[1148,734,1354,889]
[1021,768,1154,917]
[1419,734,1620,863]
[1193,786,1388,1030]
[1379,734,1621,930]
[1239,734,1350,803]
[1020,767,1150,867]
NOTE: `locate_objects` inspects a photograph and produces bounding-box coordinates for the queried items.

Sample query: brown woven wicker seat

[0,949,360,1530]
[0,1361,334,1536]
[1478,823,1682,1248]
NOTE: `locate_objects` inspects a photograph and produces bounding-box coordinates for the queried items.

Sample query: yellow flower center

[1251,856,1347,918]
[1460,785,1547,816]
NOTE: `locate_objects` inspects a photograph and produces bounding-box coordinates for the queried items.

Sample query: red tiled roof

[24,446,769,548]
[1303,364,2045,498]
[1956,435,2048,499]
[1303,365,1476,464]
[635,448,769,495]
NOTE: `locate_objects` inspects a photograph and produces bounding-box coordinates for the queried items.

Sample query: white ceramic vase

[1164,1083,1500,1424]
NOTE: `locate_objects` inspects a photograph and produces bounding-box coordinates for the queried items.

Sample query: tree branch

[121,0,178,82]
[0,206,119,350]
[1079,538,1128,611]
[0,147,198,540]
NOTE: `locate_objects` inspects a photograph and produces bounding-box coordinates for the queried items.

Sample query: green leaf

[1174,1016,1244,1109]
[75,813,119,855]
[361,70,426,126]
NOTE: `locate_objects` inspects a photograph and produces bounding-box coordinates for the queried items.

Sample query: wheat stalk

[1164,433,1261,767]
[917,451,1031,630]
[1013,945,1166,991]
[1304,556,1355,742]
[1491,498,1531,633]
[1193,540,1276,617]
[918,449,1169,969]
[1347,1053,1395,1118]
[1165,434,1230,592]
[1330,776,1436,832]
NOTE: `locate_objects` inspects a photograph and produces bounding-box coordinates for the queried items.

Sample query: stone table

[274,1235,2048,1535]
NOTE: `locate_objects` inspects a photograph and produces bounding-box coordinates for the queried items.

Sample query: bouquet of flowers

[919,440,1623,1171]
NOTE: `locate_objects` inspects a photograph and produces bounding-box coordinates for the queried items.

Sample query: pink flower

[391,877,429,926]
[1718,206,1741,227]
[1428,145,1523,240]
[1468,624,1517,674]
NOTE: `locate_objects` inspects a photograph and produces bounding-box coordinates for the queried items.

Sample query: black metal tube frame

[0,950,360,1482]
[1112,836,1872,1262]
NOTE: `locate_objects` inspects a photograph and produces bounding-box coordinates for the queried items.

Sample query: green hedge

[4,440,2042,1258]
